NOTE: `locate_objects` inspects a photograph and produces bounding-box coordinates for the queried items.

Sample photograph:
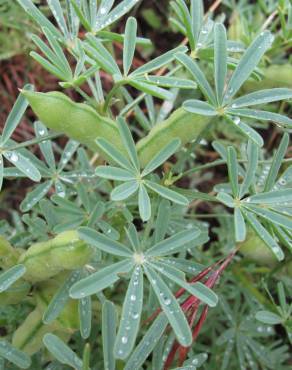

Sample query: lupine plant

[0,0,291,369]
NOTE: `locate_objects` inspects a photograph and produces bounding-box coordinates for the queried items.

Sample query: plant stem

[4,133,62,151]
[103,81,126,113]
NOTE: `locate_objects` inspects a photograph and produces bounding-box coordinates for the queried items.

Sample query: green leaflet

[0,265,26,293]
[18,230,93,282]
[43,334,83,370]
[0,340,31,369]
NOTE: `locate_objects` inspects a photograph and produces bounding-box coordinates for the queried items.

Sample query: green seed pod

[12,274,79,355]
[0,280,30,306]
[18,231,93,282]
[227,11,245,41]
[21,90,125,154]
[12,307,57,355]
[0,236,22,269]
[22,90,212,168]
[12,306,71,355]
[239,229,278,266]
[242,64,292,92]
[136,108,211,167]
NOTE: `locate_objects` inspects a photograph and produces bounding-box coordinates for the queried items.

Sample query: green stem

[103,80,126,113]
[4,133,62,152]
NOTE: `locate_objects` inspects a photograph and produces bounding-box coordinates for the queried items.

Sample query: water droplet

[130,294,136,301]
[10,152,19,162]
[233,116,240,125]
[164,298,171,306]
[121,336,128,344]
[100,7,106,15]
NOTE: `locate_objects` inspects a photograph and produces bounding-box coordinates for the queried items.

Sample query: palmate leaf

[154,199,171,243]
[78,227,132,257]
[190,0,204,44]
[20,180,53,212]
[95,138,133,170]
[17,0,62,39]
[145,181,189,206]
[225,115,264,147]
[245,205,292,230]
[138,184,151,222]
[138,76,197,89]
[246,189,292,205]
[146,228,201,257]
[125,223,141,252]
[117,116,140,171]
[0,155,3,191]
[255,311,283,325]
[124,313,168,370]
[234,207,246,242]
[142,138,181,176]
[47,0,69,37]
[227,146,239,197]
[175,53,216,104]
[0,84,33,145]
[239,141,258,198]
[227,108,292,128]
[214,23,227,104]
[3,150,41,181]
[96,0,141,32]
[264,133,289,192]
[43,270,80,324]
[223,31,274,103]
[128,79,175,100]
[0,340,31,369]
[131,45,188,76]
[231,88,292,108]
[95,166,135,180]
[69,259,134,298]
[34,121,55,169]
[79,295,92,339]
[150,261,218,307]
[0,265,26,293]
[30,27,72,82]
[175,0,195,50]
[57,139,79,171]
[183,100,217,115]
[144,265,192,347]
[102,300,117,370]
[111,181,139,201]
[43,334,83,370]
[114,266,143,359]
[123,17,137,76]
[242,210,284,261]
[85,35,122,77]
